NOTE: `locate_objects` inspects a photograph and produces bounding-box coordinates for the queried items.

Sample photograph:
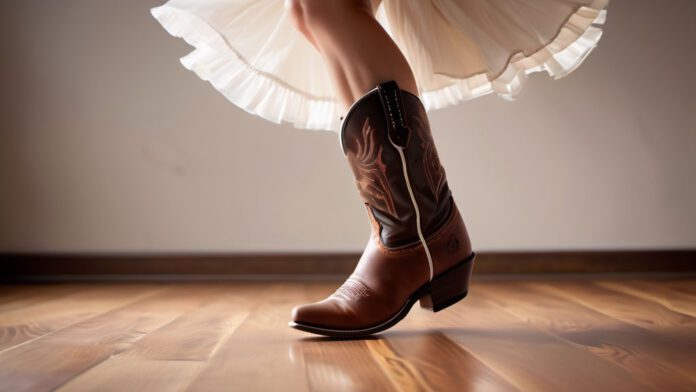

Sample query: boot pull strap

[377,81,410,148]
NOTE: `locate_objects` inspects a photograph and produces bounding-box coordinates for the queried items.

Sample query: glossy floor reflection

[290,332,515,391]
[0,279,694,391]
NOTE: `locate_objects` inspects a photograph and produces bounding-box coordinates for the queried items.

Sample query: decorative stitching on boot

[412,114,447,202]
[332,277,371,302]
[347,117,398,217]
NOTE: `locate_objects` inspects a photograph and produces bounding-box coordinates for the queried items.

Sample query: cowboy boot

[289,80,475,338]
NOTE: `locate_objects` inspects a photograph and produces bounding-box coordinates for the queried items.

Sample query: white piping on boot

[392,143,434,282]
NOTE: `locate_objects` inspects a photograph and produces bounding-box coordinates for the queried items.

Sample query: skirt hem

[151,1,609,132]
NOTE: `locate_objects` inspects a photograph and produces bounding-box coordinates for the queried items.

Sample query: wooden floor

[0,278,695,391]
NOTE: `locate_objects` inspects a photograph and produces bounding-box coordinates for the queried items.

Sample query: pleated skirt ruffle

[151,0,609,132]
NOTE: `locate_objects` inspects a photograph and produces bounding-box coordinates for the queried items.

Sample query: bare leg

[286,0,418,112]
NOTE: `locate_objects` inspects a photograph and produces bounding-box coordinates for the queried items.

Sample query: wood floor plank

[533,281,696,331]
[598,280,696,318]
[0,342,114,391]
[57,358,205,392]
[186,282,317,392]
[0,284,163,352]
[478,282,696,391]
[396,288,651,391]
[654,280,696,296]
[292,339,395,392]
[119,283,262,361]
[378,332,519,391]
[42,284,224,349]
[0,284,219,391]
[0,284,87,313]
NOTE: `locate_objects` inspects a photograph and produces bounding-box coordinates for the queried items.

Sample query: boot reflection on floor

[288,331,512,391]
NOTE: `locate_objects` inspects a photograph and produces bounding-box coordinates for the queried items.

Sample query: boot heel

[419,253,475,312]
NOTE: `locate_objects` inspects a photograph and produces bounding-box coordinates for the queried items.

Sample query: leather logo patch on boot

[446,235,460,253]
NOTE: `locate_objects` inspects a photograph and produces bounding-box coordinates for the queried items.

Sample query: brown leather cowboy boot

[289,80,475,338]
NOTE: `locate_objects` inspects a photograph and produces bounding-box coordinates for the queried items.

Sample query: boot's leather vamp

[291,200,471,330]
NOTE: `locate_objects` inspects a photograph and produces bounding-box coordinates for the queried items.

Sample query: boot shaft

[340,81,453,249]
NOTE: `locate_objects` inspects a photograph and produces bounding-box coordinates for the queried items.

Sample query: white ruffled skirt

[151,0,609,132]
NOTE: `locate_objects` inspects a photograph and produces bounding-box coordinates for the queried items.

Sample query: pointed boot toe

[290,302,324,326]
[290,295,364,331]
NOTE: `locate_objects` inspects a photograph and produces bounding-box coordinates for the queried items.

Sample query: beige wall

[1,0,694,253]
